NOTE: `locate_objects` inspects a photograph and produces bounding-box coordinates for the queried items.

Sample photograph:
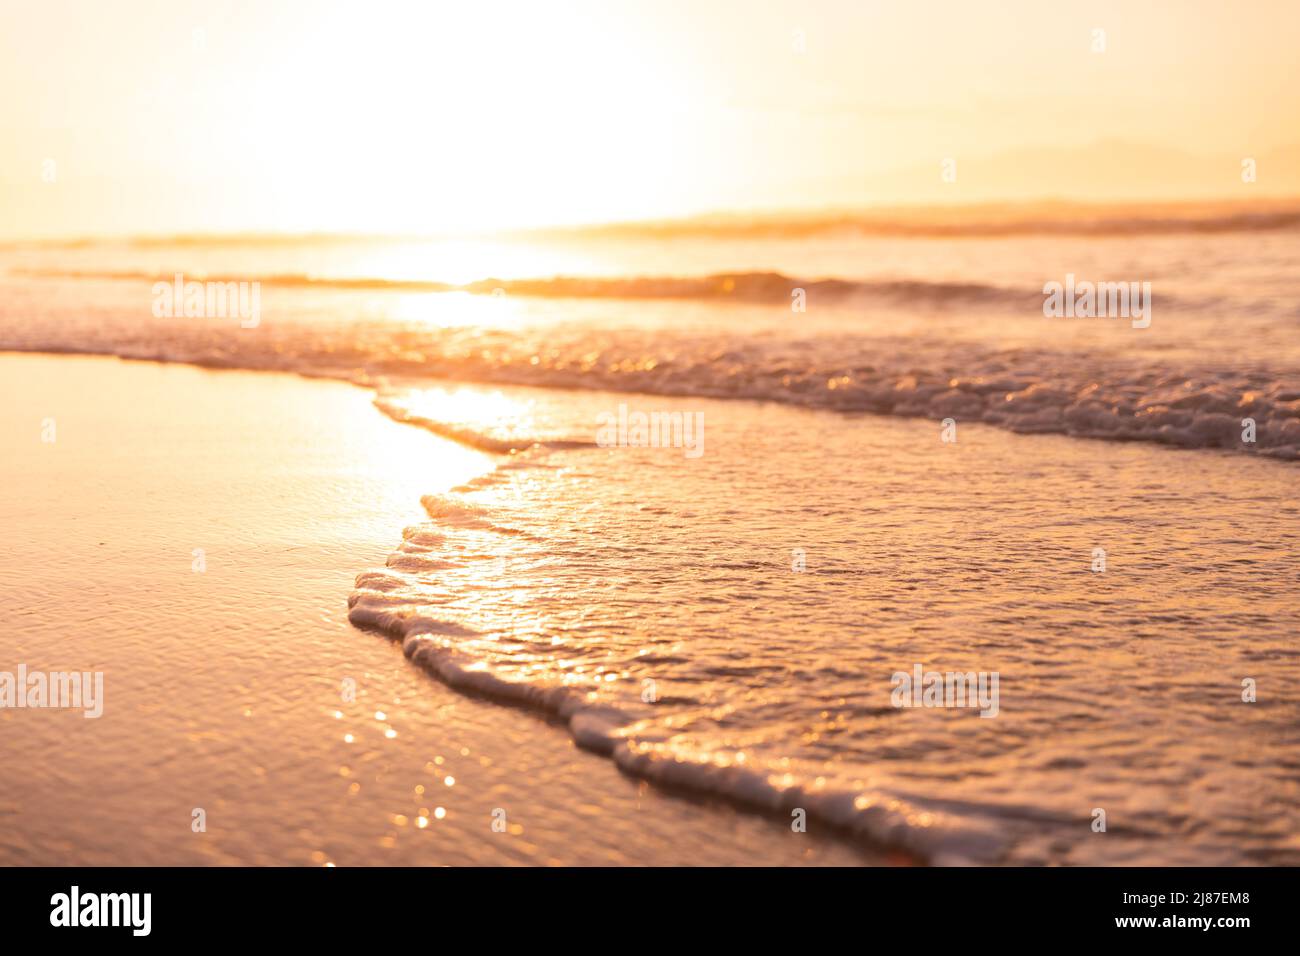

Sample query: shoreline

[7,348,1297,864]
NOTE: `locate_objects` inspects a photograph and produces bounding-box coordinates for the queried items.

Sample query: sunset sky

[3,0,1298,238]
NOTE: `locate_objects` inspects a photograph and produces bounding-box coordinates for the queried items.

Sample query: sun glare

[7,0,1298,239]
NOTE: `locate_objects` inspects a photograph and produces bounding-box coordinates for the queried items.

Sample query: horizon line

[5,194,1300,247]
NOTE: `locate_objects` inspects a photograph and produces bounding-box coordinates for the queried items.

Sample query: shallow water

[353,382,1300,864]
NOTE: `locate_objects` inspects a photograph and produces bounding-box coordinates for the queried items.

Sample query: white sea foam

[350,551,1010,865]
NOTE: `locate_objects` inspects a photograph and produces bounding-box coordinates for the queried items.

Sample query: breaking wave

[12,266,1044,307]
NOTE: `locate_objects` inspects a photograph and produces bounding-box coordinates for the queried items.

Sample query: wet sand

[0,353,878,866]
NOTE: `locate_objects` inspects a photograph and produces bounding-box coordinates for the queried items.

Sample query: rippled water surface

[353,383,1300,864]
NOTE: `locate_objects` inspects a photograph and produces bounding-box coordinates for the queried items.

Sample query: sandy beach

[0,352,876,865]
